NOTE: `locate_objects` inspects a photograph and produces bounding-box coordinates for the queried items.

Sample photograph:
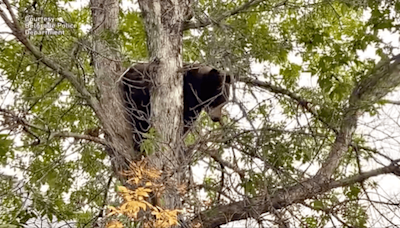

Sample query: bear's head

[184,64,233,125]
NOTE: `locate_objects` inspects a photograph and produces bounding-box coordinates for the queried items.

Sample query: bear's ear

[209,69,219,75]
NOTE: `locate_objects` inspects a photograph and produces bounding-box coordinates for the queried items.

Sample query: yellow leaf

[136,201,149,210]
[151,210,162,219]
[151,209,180,227]
[127,177,140,185]
[123,201,141,219]
[135,187,152,198]
[106,206,120,217]
[107,220,124,228]
[146,168,161,180]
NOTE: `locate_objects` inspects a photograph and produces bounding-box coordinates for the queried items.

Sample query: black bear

[121,63,232,150]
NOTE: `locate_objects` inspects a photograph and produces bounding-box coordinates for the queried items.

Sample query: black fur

[121,63,232,150]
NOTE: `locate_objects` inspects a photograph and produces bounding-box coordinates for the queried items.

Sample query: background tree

[1,0,400,227]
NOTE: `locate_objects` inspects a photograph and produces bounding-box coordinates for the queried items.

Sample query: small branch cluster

[0,108,106,145]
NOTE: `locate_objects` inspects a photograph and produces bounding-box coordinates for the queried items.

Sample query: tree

[1,0,400,227]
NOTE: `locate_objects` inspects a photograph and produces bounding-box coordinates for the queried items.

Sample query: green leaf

[312,200,324,210]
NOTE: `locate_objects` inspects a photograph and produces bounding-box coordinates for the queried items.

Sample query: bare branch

[28,76,66,111]
[240,77,338,134]
[383,99,400,105]
[204,148,246,179]
[239,55,400,183]
[50,131,107,145]
[191,164,400,228]
[0,0,99,111]
[184,0,286,30]
[0,108,106,145]
[192,54,400,228]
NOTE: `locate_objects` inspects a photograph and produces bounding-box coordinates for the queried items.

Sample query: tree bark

[90,0,136,173]
[138,0,191,210]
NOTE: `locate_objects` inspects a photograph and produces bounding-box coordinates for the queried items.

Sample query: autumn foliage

[107,159,181,228]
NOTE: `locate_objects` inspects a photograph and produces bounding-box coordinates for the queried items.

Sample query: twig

[184,0,286,30]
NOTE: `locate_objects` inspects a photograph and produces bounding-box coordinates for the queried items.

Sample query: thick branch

[138,0,191,212]
[240,55,400,181]
[196,55,400,227]
[317,54,400,179]
[90,0,136,169]
[191,164,400,228]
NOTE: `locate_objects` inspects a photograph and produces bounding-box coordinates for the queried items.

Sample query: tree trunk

[138,0,191,210]
[90,0,136,173]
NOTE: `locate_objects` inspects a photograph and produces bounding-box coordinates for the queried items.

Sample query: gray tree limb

[192,54,400,228]
[183,0,286,30]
